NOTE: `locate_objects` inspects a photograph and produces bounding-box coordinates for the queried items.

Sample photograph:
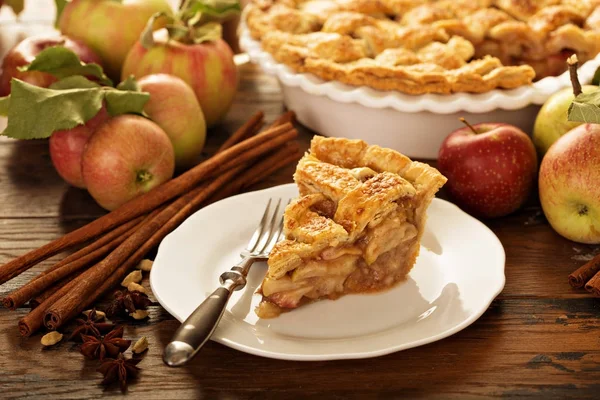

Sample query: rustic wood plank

[0,298,598,399]
[1,2,600,397]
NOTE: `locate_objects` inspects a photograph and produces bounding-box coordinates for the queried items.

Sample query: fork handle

[163,285,235,367]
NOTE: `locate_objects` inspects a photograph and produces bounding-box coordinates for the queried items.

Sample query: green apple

[57,0,173,79]
[539,124,600,244]
[137,74,207,169]
[122,30,238,127]
[532,85,597,156]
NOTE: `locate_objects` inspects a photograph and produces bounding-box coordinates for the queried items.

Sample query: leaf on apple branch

[50,76,102,90]
[117,76,141,92]
[592,66,600,86]
[180,0,241,25]
[54,0,67,27]
[20,47,113,87]
[191,22,222,44]
[0,96,9,117]
[568,91,600,124]
[1,79,149,140]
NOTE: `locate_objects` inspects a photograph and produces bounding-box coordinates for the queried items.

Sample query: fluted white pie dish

[151,184,506,361]
[239,24,600,159]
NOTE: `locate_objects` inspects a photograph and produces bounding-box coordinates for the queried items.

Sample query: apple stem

[567,54,582,97]
[459,117,478,135]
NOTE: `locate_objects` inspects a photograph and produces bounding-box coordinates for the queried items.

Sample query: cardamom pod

[129,310,149,320]
[132,336,149,354]
[137,259,153,272]
[41,331,63,347]
[127,282,147,294]
[82,309,106,321]
[121,270,142,287]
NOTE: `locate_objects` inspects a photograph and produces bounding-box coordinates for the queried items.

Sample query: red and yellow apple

[122,30,238,127]
[0,35,101,96]
[438,121,538,219]
[57,0,173,79]
[137,74,206,169]
[81,114,175,211]
[49,107,109,188]
[539,124,600,244]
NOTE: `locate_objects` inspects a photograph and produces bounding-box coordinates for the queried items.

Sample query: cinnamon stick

[17,207,164,336]
[29,269,85,309]
[568,254,600,288]
[43,166,247,330]
[43,129,297,330]
[0,123,296,285]
[217,111,264,153]
[211,143,301,203]
[3,217,144,310]
[266,110,296,130]
[39,216,145,277]
[584,270,600,296]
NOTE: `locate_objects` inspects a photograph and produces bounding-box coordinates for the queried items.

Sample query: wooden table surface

[1,6,600,400]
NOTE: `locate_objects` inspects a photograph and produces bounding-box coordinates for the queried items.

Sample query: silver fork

[163,198,287,367]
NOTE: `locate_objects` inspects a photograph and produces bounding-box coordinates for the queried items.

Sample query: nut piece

[132,336,149,354]
[121,270,142,287]
[41,331,63,347]
[82,309,106,321]
[127,282,147,294]
[129,310,149,320]
[137,259,153,272]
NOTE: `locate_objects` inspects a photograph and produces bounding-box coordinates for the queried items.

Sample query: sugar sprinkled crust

[257,136,446,316]
[245,0,600,94]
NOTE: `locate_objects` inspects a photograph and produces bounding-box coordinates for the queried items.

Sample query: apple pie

[245,0,600,94]
[256,136,447,318]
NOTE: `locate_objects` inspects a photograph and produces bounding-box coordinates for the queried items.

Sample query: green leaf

[592,66,600,86]
[54,0,68,27]
[141,12,174,49]
[166,24,190,42]
[19,46,113,86]
[103,88,149,117]
[192,22,222,43]
[116,75,140,92]
[1,79,149,139]
[181,0,240,25]
[568,90,600,124]
[0,96,10,117]
[5,0,25,15]
[1,79,104,139]
[50,76,101,90]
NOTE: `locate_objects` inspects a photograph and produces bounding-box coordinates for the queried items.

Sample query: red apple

[438,120,538,218]
[137,74,206,169]
[81,114,175,211]
[0,35,102,96]
[122,30,238,127]
[49,107,110,188]
[539,124,600,244]
[57,0,173,80]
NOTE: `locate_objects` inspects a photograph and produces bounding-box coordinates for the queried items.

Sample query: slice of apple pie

[256,136,447,318]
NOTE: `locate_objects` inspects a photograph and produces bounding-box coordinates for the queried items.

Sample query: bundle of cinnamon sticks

[0,111,301,336]
[568,253,600,296]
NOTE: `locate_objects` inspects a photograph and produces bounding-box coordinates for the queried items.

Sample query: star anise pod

[68,308,114,341]
[80,326,131,360]
[106,289,152,318]
[97,353,142,392]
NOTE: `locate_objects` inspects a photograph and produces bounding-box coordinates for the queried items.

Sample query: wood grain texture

[0,9,600,399]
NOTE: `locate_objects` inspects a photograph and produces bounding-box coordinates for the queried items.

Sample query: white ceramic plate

[151,184,506,361]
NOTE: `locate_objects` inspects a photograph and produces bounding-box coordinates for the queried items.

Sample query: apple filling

[257,209,419,318]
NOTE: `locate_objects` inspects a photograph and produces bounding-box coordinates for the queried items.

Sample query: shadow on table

[153,281,502,398]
